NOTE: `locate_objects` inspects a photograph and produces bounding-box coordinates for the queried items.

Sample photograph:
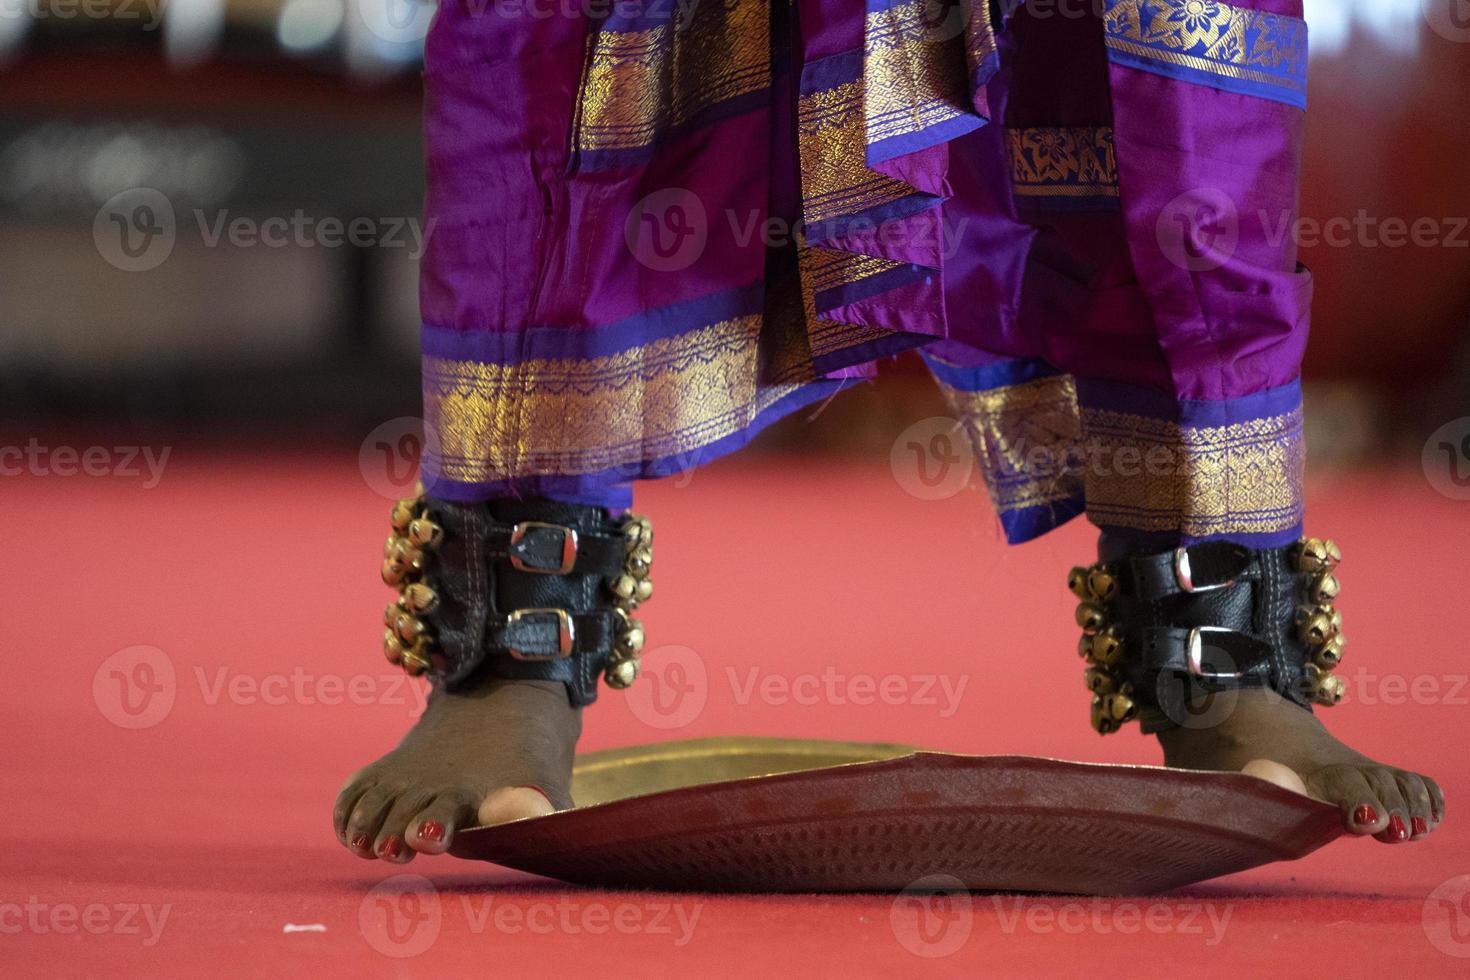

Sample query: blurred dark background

[1,0,1467,462]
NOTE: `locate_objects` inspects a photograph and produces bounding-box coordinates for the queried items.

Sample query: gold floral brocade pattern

[574,0,770,154]
[1007,127,1119,200]
[940,374,1085,517]
[1080,402,1306,537]
[424,316,813,482]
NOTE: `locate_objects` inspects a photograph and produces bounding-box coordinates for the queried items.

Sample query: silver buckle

[1186,627,1246,680]
[509,522,579,575]
[506,608,575,661]
[1173,547,1234,593]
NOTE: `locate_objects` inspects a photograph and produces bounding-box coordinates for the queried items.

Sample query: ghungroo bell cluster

[1068,565,1138,735]
[1068,536,1348,735]
[377,486,653,693]
[382,483,445,677]
[1292,537,1347,707]
[605,515,654,689]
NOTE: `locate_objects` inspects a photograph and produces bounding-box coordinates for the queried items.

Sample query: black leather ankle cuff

[1069,538,1347,734]
[378,488,650,707]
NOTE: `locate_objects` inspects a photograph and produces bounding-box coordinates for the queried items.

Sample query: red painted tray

[452,738,1342,895]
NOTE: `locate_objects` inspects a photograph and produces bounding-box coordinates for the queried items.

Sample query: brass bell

[384,602,402,628]
[1297,537,1341,573]
[1310,573,1341,604]
[1090,626,1124,666]
[382,556,409,586]
[1068,566,1092,600]
[634,578,653,604]
[610,574,638,601]
[1315,633,1346,669]
[407,517,443,550]
[402,583,439,614]
[627,548,652,574]
[384,534,403,559]
[400,646,431,676]
[1075,601,1106,635]
[1090,695,1116,735]
[1087,567,1119,602]
[1105,691,1137,723]
[1316,673,1346,706]
[383,629,405,665]
[1296,606,1335,646]
[1084,667,1119,695]
[1077,634,1093,660]
[1326,607,1344,634]
[605,656,640,689]
[390,498,417,532]
[616,621,645,656]
[394,613,427,644]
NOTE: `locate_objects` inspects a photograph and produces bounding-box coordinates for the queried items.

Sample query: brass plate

[451,737,1343,894]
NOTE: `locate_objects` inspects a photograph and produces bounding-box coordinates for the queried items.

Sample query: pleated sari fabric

[419,0,1312,547]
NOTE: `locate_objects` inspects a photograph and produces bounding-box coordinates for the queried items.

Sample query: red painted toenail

[1353,805,1378,827]
[377,836,403,859]
[1412,817,1428,837]
[1388,815,1409,841]
[350,834,371,850]
[417,821,444,843]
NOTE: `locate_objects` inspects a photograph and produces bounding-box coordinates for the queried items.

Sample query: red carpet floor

[8,446,1470,977]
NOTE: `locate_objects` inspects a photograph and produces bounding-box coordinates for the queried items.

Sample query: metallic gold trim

[574,0,770,154]
[424,314,816,483]
[1080,402,1306,537]
[939,373,1086,516]
[1103,0,1307,100]
[798,79,913,226]
[864,0,972,147]
[1007,127,1119,200]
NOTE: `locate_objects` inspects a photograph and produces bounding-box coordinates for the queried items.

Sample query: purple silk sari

[418,0,1311,547]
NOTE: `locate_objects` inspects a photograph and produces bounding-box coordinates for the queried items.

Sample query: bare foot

[333,678,579,862]
[1159,687,1445,843]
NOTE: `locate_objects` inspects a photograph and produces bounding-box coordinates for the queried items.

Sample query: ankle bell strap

[377,486,651,705]
[1069,537,1348,735]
